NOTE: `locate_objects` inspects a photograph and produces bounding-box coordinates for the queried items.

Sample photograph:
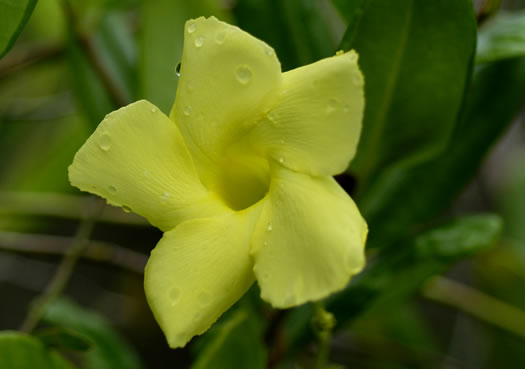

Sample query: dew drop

[108,185,116,193]
[169,287,180,304]
[98,133,112,151]
[183,105,192,116]
[215,31,226,44]
[122,205,132,213]
[235,65,252,85]
[326,98,338,114]
[352,73,363,86]
[161,191,172,202]
[187,21,196,33]
[187,80,195,93]
[267,223,273,232]
[194,35,205,48]
[175,62,181,76]
[151,107,157,113]
[198,291,211,305]
[278,156,284,164]
[263,241,268,247]
[265,47,274,56]
[279,138,285,144]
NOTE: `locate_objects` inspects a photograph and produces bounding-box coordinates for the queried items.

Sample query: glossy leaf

[335,0,477,187]
[359,57,525,250]
[0,331,75,369]
[190,308,266,369]
[0,0,37,57]
[42,299,144,369]
[477,10,525,64]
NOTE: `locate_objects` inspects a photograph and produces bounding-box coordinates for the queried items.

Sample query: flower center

[213,152,270,211]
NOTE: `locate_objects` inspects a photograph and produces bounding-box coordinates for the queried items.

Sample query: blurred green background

[1,0,525,368]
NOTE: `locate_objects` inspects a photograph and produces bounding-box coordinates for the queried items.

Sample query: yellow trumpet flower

[69,16,367,348]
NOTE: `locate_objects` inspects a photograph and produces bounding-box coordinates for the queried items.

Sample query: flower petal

[69,100,227,231]
[251,50,364,176]
[170,16,282,186]
[252,166,367,308]
[144,208,262,348]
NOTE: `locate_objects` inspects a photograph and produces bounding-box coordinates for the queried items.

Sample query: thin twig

[0,230,147,274]
[0,42,64,79]
[61,0,130,107]
[0,191,149,226]
[312,302,336,369]
[422,276,525,340]
[20,197,104,332]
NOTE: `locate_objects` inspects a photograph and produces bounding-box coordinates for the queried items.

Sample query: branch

[0,42,64,79]
[422,276,525,339]
[0,191,149,226]
[20,197,104,332]
[0,230,147,274]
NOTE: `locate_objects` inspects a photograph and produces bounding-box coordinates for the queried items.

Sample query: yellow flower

[69,16,367,348]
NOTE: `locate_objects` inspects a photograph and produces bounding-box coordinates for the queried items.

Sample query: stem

[0,191,148,226]
[0,42,64,79]
[0,231,147,274]
[20,197,104,332]
[60,0,130,108]
[422,276,525,339]
[312,302,336,369]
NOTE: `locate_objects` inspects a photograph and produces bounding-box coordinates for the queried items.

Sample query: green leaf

[0,0,37,58]
[285,214,503,351]
[35,328,92,352]
[477,10,525,64]
[0,331,75,369]
[336,0,477,187]
[234,0,338,71]
[140,0,228,113]
[500,149,525,246]
[42,298,145,369]
[190,308,266,369]
[359,57,525,250]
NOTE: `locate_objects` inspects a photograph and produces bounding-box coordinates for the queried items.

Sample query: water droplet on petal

[352,73,363,86]
[278,156,284,164]
[215,31,226,44]
[161,191,172,202]
[151,107,157,113]
[194,35,205,48]
[169,287,180,304]
[198,291,211,305]
[108,185,117,193]
[175,62,181,76]
[235,65,252,85]
[187,81,194,92]
[184,106,192,116]
[187,21,196,33]
[326,98,338,114]
[267,223,273,231]
[263,241,268,247]
[122,205,132,213]
[98,134,112,151]
[265,47,274,56]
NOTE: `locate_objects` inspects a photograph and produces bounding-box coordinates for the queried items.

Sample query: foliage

[1,0,525,368]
